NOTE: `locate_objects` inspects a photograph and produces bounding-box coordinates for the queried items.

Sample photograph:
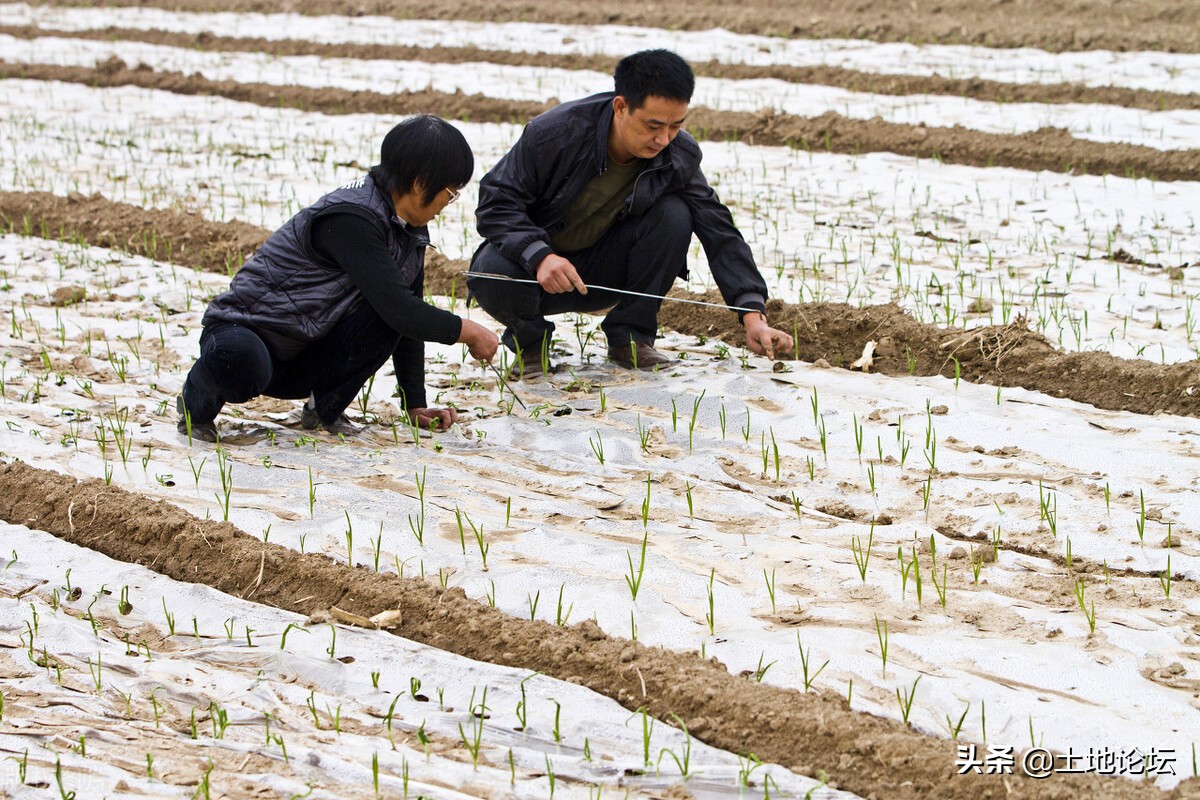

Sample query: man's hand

[458,319,499,363]
[536,254,588,295]
[743,312,794,360]
[409,407,459,431]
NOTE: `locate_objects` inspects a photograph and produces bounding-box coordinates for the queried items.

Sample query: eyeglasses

[446,186,461,205]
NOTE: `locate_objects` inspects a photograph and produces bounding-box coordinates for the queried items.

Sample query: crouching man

[467,49,792,379]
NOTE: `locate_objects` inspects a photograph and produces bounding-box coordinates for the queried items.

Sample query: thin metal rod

[487,361,527,410]
[463,271,758,314]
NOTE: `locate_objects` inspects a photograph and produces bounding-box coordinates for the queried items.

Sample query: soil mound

[33,0,1200,53]
[0,190,267,274]
[5,24,1197,112]
[4,190,1196,419]
[0,459,1186,800]
[658,294,1200,418]
[3,61,1198,181]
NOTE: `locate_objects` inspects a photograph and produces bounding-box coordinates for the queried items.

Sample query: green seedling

[1073,578,1097,633]
[626,532,648,601]
[307,466,316,519]
[705,568,716,635]
[588,430,605,465]
[55,756,75,800]
[688,391,704,451]
[161,598,175,635]
[458,687,487,769]
[371,523,383,572]
[946,702,970,740]
[455,507,467,554]
[1159,553,1172,599]
[279,622,309,650]
[763,567,777,613]
[851,521,874,582]
[874,614,889,675]
[912,546,924,605]
[896,675,922,726]
[1038,481,1058,537]
[641,473,652,527]
[556,584,573,626]
[657,713,692,778]
[408,467,427,545]
[637,414,651,453]
[550,698,562,742]
[931,562,948,609]
[753,651,776,682]
[527,590,540,621]
[632,706,655,768]
[853,414,864,461]
[797,633,828,692]
[1136,489,1146,542]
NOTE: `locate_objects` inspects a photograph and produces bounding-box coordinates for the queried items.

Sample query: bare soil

[4,59,1199,181]
[6,24,1198,112]
[2,459,1195,800]
[35,0,1200,53]
[4,190,1197,419]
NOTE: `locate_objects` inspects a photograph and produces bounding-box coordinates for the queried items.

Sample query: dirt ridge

[6,24,1199,112]
[4,59,1199,181]
[3,189,1197,419]
[30,0,1200,54]
[1,459,1192,800]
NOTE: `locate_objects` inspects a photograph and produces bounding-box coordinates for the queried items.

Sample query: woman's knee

[199,325,273,401]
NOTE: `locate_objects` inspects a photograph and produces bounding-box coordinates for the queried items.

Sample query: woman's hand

[409,407,459,431]
[458,319,499,363]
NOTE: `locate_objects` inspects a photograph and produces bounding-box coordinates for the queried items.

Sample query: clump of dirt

[660,294,1200,418]
[5,24,1197,112]
[5,191,1195,419]
[0,459,1185,800]
[4,61,1198,181]
[0,60,549,126]
[0,190,267,275]
[33,0,1200,53]
[50,285,86,306]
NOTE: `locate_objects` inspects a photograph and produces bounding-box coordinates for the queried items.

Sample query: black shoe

[300,399,361,436]
[608,342,672,371]
[176,396,219,443]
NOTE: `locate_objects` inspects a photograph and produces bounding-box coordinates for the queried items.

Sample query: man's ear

[612,95,629,117]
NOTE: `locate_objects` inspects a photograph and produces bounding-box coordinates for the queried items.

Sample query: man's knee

[648,194,692,241]
[468,243,536,314]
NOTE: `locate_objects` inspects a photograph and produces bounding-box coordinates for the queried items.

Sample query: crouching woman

[177,115,498,442]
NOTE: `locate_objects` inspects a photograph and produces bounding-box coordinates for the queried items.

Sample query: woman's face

[392,185,460,227]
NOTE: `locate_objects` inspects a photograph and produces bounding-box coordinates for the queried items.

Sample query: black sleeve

[476,123,557,274]
[309,212,463,346]
[392,337,427,411]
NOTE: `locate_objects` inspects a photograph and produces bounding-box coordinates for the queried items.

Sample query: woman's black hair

[613,49,695,111]
[370,115,474,206]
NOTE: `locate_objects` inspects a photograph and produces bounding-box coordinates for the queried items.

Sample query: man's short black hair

[371,115,473,206]
[613,49,695,111]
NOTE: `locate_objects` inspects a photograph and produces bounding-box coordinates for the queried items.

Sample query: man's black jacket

[475,92,768,314]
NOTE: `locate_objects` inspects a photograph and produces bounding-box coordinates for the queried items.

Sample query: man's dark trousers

[468,194,692,355]
[180,300,400,425]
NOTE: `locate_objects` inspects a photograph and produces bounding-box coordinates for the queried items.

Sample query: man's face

[611,94,689,161]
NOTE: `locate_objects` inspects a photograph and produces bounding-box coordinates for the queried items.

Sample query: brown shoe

[608,342,672,371]
[506,346,552,381]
